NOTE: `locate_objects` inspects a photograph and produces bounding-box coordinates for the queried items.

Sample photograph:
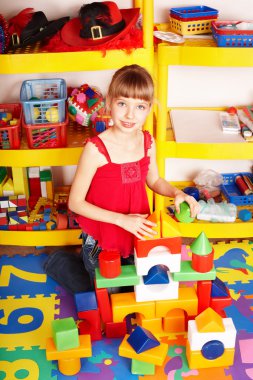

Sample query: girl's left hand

[174,192,200,218]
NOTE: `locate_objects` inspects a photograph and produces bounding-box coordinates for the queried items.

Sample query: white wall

[1,0,253,182]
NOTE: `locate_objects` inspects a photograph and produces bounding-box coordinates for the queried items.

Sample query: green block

[0,167,7,183]
[52,317,79,351]
[190,231,212,255]
[95,265,140,288]
[131,358,155,375]
[172,260,216,282]
[40,169,52,181]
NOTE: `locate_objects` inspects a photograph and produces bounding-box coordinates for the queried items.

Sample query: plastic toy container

[221,172,253,205]
[212,21,253,47]
[20,78,67,125]
[170,6,218,19]
[23,113,68,149]
[0,103,22,149]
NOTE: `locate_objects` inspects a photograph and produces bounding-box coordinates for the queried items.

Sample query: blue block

[201,340,224,360]
[74,291,97,312]
[211,277,228,297]
[127,326,160,354]
[143,265,169,285]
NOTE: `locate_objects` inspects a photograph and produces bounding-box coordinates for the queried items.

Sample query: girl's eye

[117,101,125,107]
[137,105,146,110]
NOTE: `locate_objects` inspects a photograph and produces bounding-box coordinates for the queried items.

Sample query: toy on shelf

[68,83,105,127]
[194,169,223,200]
[212,20,253,47]
[0,103,22,150]
[197,199,237,223]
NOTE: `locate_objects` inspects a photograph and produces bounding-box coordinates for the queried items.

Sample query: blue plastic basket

[170,6,218,19]
[212,21,253,47]
[20,79,67,125]
[221,172,253,206]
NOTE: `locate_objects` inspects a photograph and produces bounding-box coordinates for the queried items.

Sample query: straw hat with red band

[61,1,140,47]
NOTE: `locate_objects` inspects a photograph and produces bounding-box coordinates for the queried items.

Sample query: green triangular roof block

[87,98,98,108]
[190,231,212,255]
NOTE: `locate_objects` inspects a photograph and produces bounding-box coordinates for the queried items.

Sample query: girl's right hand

[117,213,157,239]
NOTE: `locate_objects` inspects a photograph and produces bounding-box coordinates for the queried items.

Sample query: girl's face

[110,97,151,133]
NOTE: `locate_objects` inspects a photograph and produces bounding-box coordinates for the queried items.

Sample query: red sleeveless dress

[76,131,152,258]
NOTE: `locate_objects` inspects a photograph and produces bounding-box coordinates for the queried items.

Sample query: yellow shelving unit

[156,41,253,239]
[0,0,154,246]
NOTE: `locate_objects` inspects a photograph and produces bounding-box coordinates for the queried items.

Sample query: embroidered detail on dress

[121,162,141,184]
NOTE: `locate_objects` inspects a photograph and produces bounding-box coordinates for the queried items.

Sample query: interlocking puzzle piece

[119,334,168,366]
[52,317,79,351]
[127,326,160,354]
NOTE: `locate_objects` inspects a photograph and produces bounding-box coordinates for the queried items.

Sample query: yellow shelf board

[1,48,154,74]
[0,229,82,246]
[158,41,253,67]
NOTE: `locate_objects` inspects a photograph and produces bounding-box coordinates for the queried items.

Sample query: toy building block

[111,292,156,323]
[95,265,140,288]
[46,334,92,376]
[143,211,161,239]
[135,271,179,302]
[104,320,127,338]
[135,248,181,276]
[95,286,113,323]
[56,213,68,229]
[163,309,186,334]
[188,317,236,351]
[156,287,198,318]
[74,291,97,313]
[12,167,29,198]
[135,315,165,337]
[210,295,232,317]
[119,334,168,366]
[197,280,212,314]
[131,359,155,375]
[172,260,216,282]
[3,177,14,196]
[0,167,7,196]
[98,250,121,278]
[161,210,181,237]
[134,236,182,258]
[28,167,41,197]
[52,317,79,351]
[174,201,195,223]
[186,340,235,369]
[78,309,102,341]
[143,265,169,285]
[195,307,225,333]
[211,277,230,297]
[190,231,214,272]
[127,326,160,354]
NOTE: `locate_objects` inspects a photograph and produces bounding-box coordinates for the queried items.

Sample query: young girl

[66,64,200,287]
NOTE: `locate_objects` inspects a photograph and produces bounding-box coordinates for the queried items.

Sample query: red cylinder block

[191,249,214,273]
[99,250,121,278]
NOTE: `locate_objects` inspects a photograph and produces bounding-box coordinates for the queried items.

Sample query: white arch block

[134,272,179,302]
[188,318,236,351]
[134,247,181,276]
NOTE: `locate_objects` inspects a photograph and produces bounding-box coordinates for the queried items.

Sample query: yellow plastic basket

[170,16,215,35]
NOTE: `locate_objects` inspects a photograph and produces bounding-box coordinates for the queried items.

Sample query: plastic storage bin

[23,113,68,149]
[212,21,253,47]
[170,6,218,19]
[20,78,67,125]
[0,103,22,149]
[221,172,253,205]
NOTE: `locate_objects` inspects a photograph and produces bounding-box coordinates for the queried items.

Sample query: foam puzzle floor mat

[1,240,253,379]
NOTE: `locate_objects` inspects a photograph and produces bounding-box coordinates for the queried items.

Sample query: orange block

[195,307,225,333]
[186,341,235,369]
[119,334,168,366]
[163,309,186,333]
[156,287,198,318]
[144,211,161,239]
[46,334,92,360]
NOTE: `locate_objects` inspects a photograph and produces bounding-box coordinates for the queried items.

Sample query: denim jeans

[80,232,102,288]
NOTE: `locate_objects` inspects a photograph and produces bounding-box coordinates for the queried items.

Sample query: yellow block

[111,292,156,323]
[163,309,186,333]
[156,287,198,318]
[196,307,225,333]
[119,335,168,366]
[58,357,81,376]
[186,341,235,369]
[46,180,54,200]
[46,335,92,360]
[12,167,29,198]
[136,315,167,338]
[161,210,181,237]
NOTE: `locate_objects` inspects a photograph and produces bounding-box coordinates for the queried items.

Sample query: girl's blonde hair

[106,64,154,107]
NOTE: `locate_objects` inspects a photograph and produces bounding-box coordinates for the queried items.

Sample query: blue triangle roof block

[127,326,160,354]
[211,277,229,297]
[143,265,169,285]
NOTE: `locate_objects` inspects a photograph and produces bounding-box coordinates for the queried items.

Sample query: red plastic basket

[23,114,68,149]
[0,103,22,149]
